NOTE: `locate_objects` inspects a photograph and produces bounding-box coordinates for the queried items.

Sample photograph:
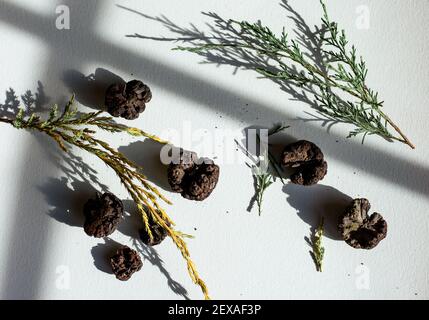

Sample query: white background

[0,0,428,299]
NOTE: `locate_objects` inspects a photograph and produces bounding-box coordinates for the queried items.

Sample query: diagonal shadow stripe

[1,0,192,299]
[0,0,428,204]
[0,0,104,299]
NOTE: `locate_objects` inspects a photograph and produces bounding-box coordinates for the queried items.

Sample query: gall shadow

[118,140,171,192]
[39,177,93,228]
[133,237,190,300]
[91,238,123,275]
[116,199,142,239]
[62,67,125,111]
[283,183,352,240]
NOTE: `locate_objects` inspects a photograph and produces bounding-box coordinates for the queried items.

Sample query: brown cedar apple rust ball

[105,79,152,120]
[83,192,123,238]
[110,246,143,281]
[281,140,327,186]
[338,198,388,249]
[167,149,220,201]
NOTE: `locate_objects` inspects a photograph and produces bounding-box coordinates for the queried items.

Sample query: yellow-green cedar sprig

[0,95,210,299]
[310,217,325,272]
[247,125,288,215]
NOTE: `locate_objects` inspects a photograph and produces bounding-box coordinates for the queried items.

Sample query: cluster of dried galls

[83,192,143,280]
[82,79,385,281]
[282,140,387,249]
[79,80,221,281]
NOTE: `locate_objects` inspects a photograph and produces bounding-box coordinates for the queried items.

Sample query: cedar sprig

[310,217,325,272]
[173,0,414,148]
[0,95,210,299]
[251,150,274,216]
[248,125,288,215]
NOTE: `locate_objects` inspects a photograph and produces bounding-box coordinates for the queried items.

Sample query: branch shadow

[119,200,190,300]
[38,151,109,228]
[0,81,50,118]
[0,76,187,298]
[133,238,190,300]
[0,83,60,298]
[119,2,332,119]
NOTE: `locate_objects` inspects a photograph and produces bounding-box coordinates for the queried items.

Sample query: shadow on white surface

[40,178,96,228]
[1,0,424,201]
[118,140,171,192]
[0,80,61,298]
[0,0,428,299]
[63,68,125,112]
[0,134,59,298]
[0,83,49,119]
[283,183,352,240]
[119,200,190,300]
[116,1,429,200]
[91,238,122,275]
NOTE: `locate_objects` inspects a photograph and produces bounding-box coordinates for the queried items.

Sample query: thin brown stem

[378,110,415,149]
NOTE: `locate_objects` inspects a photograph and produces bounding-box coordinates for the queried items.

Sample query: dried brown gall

[105,79,152,120]
[281,140,327,185]
[139,215,169,246]
[338,198,387,249]
[110,246,143,281]
[167,149,220,201]
[83,192,124,238]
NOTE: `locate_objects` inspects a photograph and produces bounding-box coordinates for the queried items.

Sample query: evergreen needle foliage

[173,0,414,149]
[310,217,325,272]
[249,124,288,215]
[252,153,274,216]
[0,95,210,299]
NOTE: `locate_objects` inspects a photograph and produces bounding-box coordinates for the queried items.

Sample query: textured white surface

[0,0,428,300]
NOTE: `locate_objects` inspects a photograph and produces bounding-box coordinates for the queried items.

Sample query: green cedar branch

[173,0,414,149]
